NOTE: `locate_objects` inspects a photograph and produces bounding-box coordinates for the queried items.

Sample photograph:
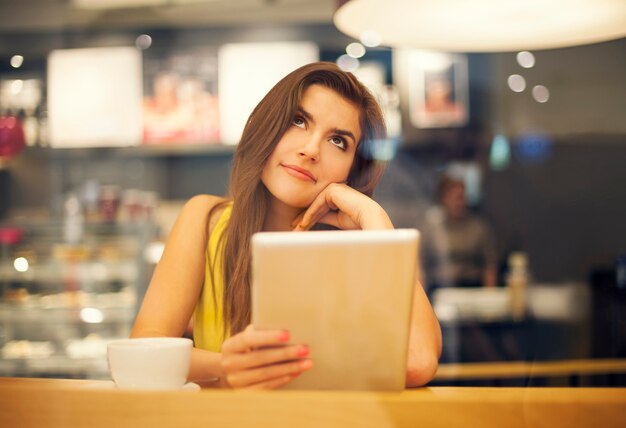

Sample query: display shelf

[25,143,237,158]
[0,220,152,379]
[0,305,135,324]
[24,355,109,375]
[0,355,111,379]
[0,260,138,284]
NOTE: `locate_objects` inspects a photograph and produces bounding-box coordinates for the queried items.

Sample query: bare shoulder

[180,194,230,236]
[183,194,226,213]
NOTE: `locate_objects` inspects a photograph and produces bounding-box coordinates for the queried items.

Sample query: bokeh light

[135,34,153,50]
[507,74,526,92]
[516,51,535,68]
[13,257,29,273]
[80,308,104,324]
[10,55,24,68]
[346,42,366,59]
[337,54,359,72]
[532,85,550,103]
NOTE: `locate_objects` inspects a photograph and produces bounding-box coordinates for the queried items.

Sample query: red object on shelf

[0,227,24,246]
[0,115,26,158]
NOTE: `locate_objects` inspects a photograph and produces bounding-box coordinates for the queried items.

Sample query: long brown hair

[211,62,388,337]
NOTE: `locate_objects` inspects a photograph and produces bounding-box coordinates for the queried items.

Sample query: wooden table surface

[1,377,625,428]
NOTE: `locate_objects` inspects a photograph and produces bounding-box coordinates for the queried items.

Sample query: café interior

[0,0,625,426]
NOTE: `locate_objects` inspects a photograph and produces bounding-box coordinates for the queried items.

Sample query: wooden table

[1,378,625,428]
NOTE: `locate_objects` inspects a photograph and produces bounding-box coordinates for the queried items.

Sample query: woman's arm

[131,194,225,382]
[405,281,442,386]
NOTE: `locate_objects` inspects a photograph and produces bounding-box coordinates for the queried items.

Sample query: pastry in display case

[0,220,155,379]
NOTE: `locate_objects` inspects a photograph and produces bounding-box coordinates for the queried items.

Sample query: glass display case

[0,220,156,379]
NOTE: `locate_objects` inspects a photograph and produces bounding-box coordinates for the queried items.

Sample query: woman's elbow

[405,353,439,387]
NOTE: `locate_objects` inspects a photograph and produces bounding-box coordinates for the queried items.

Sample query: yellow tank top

[193,202,232,352]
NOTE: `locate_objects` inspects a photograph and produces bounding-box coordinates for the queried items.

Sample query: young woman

[131,62,442,389]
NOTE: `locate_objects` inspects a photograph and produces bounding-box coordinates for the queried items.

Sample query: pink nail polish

[279,330,290,342]
[297,345,309,357]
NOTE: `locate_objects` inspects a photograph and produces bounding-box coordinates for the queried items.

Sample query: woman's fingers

[293,183,365,231]
[293,193,334,231]
[317,211,360,230]
[292,182,392,231]
[293,184,348,231]
[223,343,309,372]
[220,325,313,389]
[221,327,290,354]
[226,358,313,388]
[319,183,393,230]
[290,211,305,228]
[244,373,301,390]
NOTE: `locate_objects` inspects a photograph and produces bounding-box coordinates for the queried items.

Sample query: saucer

[90,381,200,391]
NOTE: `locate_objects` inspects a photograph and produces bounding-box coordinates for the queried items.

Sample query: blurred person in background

[421,173,497,293]
[131,62,442,390]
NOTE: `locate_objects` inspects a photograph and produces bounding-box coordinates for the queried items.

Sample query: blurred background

[0,0,625,386]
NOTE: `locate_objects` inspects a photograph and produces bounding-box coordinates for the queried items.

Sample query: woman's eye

[293,116,306,128]
[330,136,347,151]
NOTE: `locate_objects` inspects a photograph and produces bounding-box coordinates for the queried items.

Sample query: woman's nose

[297,136,320,161]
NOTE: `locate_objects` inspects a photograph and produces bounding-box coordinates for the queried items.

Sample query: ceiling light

[360,30,382,48]
[335,0,626,52]
[72,0,167,9]
[71,0,218,10]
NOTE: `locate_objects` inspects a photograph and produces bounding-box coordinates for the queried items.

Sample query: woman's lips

[281,164,316,182]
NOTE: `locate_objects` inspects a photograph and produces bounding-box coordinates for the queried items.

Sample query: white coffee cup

[107,337,192,390]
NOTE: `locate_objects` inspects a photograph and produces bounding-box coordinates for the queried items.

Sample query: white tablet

[251,229,419,391]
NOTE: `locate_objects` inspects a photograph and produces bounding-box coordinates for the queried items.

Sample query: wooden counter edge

[1,378,626,428]
[435,358,626,380]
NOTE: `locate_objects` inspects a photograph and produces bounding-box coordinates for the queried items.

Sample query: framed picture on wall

[142,48,220,145]
[407,51,469,128]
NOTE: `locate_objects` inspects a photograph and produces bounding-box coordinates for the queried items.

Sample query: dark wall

[483,138,626,282]
[491,39,626,136]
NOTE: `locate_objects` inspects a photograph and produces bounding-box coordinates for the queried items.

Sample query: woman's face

[261,84,362,209]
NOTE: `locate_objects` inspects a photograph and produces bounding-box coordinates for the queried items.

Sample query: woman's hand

[220,325,313,389]
[292,183,393,231]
